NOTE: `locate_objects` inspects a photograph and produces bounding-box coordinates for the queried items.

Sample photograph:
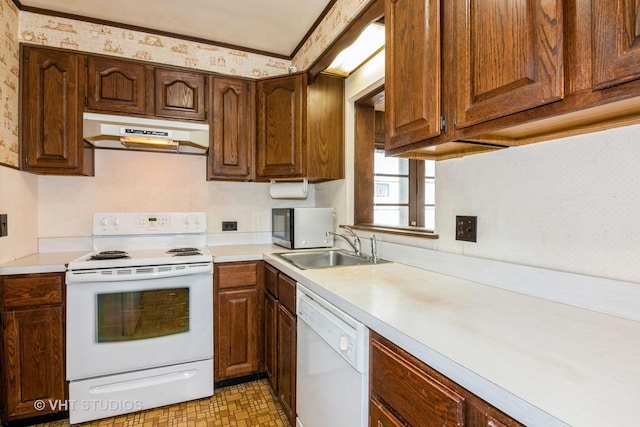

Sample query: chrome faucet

[326,226,361,256]
[370,234,379,263]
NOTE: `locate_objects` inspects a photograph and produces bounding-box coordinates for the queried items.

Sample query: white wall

[436,125,640,283]
[0,167,38,263]
[37,150,316,242]
[0,0,37,264]
[328,49,640,284]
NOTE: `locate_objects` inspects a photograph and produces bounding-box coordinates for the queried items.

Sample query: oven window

[97,288,189,342]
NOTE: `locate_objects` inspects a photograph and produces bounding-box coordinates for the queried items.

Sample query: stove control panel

[93,212,206,235]
[135,215,171,228]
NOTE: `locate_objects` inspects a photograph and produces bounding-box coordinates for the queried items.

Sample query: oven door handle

[66,263,213,283]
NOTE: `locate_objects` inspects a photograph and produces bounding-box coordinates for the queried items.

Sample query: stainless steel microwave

[272,208,335,249]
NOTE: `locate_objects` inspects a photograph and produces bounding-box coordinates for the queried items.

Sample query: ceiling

[17,0,334,58]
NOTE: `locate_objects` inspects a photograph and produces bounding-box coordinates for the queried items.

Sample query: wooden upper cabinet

[20,46,93,176]
[256,73,344,181]
[454,0,564,128]
[385,0,442,150]
[154,68,207,120]
[256,73,305,178]
[593,0,640,90]
[208,76,255,181]
[86,57,147,114]
[306,73,344,181]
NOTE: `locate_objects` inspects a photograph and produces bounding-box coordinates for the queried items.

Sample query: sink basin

[274,249,389,270]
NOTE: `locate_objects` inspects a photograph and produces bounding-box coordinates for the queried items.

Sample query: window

[373,147,435,230]
[353,88,437,236]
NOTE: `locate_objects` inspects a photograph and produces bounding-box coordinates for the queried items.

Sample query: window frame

[353,87,438,238]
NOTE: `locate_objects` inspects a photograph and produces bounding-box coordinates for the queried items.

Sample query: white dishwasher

[296,284,369,427]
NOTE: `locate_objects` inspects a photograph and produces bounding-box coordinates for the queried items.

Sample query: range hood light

[120,136,179,151]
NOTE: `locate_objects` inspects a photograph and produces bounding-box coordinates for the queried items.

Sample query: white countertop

[0,245,283,274]
[3,245,638,426]
[209,244,284,263]
[260,253,640,427]
[0,251,86,275]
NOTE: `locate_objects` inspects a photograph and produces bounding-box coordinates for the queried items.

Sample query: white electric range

[65,212,213,424]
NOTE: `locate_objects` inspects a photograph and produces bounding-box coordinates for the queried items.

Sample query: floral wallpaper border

[1,0,374,168]
[0,0,19,168]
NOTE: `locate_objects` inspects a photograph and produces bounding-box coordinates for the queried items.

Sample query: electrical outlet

[455,216,476,242]
[0,214,7,237]
[222,221,237,231]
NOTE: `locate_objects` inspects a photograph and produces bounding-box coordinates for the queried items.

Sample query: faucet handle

[371,234,379,263]
[344,226,360,241]
[343,225,355,236]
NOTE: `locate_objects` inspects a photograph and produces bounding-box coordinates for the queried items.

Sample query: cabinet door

[264,291,278,393]
[154,68,206,120]
[455,0,563,128]
[208,77,255,180]
[21,47,89,175]
[593,0,640,89]
[86,57,147,114]
[3,307,65,419]
[277,305,296,426]
[256,74,305,178]
[385,0,442,150]
[215,288,260,381]
[306,74,344,180]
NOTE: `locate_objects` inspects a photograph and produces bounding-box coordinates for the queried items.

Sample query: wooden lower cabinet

[213,261,263,382]
[370,332,524,427]
[1,273,66,422]
[263,263,296,426]
[264,291,278,392]
[276,304,296,425]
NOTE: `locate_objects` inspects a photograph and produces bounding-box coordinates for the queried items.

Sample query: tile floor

[33,379,289,427]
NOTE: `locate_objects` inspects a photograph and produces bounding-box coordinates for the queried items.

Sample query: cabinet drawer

[278,274,296,314]
[216,262,258,290]
[370,397,405,427]
[2,274,63,309]
[371,337,465,427]
[264,263,278,297]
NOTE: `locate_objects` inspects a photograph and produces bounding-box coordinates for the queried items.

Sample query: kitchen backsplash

[36,149,317,238]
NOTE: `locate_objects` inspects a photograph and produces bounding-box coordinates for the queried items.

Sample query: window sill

[349,224,439,239]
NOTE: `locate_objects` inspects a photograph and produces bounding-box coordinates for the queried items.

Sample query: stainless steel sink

[273,249,389,270]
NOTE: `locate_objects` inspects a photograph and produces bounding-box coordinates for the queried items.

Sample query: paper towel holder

[269,178,308,199]
[270,178,308,188]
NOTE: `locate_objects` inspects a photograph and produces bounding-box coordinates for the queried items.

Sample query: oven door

[66,266,213,381]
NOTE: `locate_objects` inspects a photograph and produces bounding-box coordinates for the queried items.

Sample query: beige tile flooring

[34,379,289,427]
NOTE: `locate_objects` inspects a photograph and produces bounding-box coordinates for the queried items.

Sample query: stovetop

[68,246,212,270]
[67,212,212,271]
